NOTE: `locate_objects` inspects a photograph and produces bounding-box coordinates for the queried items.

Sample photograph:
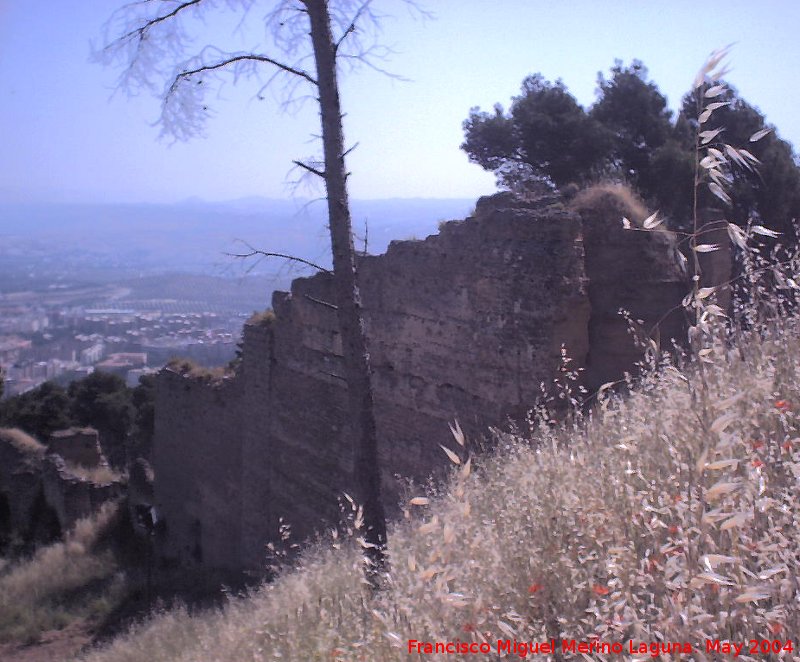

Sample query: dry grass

[73,302,800,661]
[65,462,123,485]
[570,182,651,227]
[0,427,46,459]
[247,309,276,327]
[165,358,229,382]
[0,502,128,644]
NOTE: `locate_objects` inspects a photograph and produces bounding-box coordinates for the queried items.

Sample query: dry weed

[0,502,127,644]
[570,182,651,227]
[73,301,800,660]
[65,462,123,485]
[0,427,46,458]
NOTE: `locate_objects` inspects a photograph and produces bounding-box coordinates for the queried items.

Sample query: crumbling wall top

[47,427,104,468]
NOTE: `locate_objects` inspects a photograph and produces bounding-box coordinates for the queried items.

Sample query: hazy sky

[1,0,798,204]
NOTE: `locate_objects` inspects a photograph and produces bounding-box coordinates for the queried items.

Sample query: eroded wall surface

[47,428,103,468]
[0,430,44,541]
[42,454,124,532]
[152,192,688,571]
[574,190,689,388]
[0,427,124,546]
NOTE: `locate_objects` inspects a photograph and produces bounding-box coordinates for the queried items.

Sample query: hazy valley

[0,197,473,396]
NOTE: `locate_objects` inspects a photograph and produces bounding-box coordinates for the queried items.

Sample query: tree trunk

[303,0,388,580]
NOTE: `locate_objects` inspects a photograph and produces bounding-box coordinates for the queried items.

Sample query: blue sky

[1,0,798,204]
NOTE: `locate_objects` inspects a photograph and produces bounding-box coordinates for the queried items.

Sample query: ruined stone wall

[41,454,124,532]
[360,194,590,483]
[152,191,688,572]
[1,427,124,546]
[47,428,103,468]
[571,188,689,388]
[0,429,44,541]
[153,369,245,569]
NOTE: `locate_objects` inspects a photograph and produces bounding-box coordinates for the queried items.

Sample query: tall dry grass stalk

[685,46,778,332]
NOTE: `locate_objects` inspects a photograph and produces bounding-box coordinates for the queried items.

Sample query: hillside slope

[69,302,800,661]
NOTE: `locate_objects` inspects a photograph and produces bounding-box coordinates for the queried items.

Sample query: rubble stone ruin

[0,426,123,551]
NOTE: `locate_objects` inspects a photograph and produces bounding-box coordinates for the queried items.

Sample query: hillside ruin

[152,188,689,571]
[0,426,124,552]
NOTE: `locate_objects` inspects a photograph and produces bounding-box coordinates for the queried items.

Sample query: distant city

[0,281,256,397]
[0,196,474,397]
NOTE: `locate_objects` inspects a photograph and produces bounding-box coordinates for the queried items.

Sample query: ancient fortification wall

[152,189,689,572]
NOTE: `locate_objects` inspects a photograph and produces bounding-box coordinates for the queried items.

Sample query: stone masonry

[47,428,103,468]
[0,426,124,548]
[152,189,689,572]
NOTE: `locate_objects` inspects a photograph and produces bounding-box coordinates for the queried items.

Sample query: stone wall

[0,426,124,549]
[572,188,688,388]
[151,190,689,572]
[152,368,245,568]
[0,429,45,545]
[47,428,103,468]
[41,454,124,532]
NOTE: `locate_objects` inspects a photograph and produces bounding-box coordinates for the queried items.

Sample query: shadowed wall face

[47,428,103,468]
[0,427,123,548]
[152,191,689,572]
[573,189,689,389]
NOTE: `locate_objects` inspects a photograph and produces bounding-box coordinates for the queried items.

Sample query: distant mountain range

[0,197,476,278]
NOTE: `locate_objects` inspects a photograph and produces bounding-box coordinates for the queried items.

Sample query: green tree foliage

[0,372,154,467]
[461,74,610,189]
[68,372,134,466]
[645,134,696,224]
[589,60,692,209]
[0,382,75,441]
[462,60,800,238]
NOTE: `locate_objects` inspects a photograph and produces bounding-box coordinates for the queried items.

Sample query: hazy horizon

[0,197,477,284]
[0,194,479,207]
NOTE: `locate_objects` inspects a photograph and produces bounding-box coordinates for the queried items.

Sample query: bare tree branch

[335,1,372,53]
[226,241,332,274]
[304,294,338,309]
[109,0,204,50]
[286,161,327,197]
[97,2,320,141]
[292,159,326,178]
[342,142,359,159]
[169,53,317,94]
[93,0,204,97]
